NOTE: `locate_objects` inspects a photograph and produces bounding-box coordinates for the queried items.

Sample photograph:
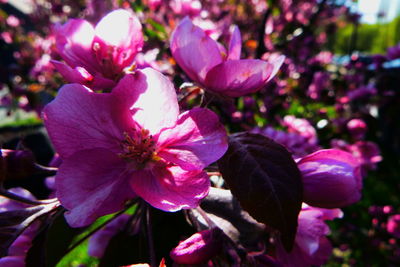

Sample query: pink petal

[170,17,223,84]
[93,9,143,71]
[51,60,94,84]
[156,108,228,171]
[122,68,179,135]
[54,19,99,74]
[204,59,279,97]
[227,25,242,60]
[130,166,210,212]
[56,149,135,227]
[51,60,116,90]
[42,81,136,158]
[296,209,329,256]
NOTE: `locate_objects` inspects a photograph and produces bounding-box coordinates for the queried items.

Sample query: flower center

[119,128,160,168]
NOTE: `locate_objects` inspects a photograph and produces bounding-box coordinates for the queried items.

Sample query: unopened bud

[298,149,362,208]
[170,228,222,264]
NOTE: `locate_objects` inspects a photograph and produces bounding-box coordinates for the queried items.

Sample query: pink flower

[252,126,319,158]
[42,68,228,227]
[170,228,222,264]
[282,115,318,145]
[347,119,367,139]
[170,0,202,17]
[170,17,284,97]
[297,149,363,208]
[276,204,343,267]
[52,9,143,90]
[387,214,400,239]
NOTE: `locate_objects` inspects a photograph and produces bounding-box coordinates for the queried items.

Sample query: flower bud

[347,119,367,139]
[297,149,362,208]
[170,228,222,264]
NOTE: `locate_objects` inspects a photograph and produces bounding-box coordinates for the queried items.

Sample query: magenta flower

[52,9,143,90]
[43,68,228,227]
[347,118,367,139]
[297,149,363,209]
[387,214,400,239]
[170,17,284,97]
[276,204,342,267]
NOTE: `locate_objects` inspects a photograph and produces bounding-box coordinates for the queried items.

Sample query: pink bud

[170,228,222,264]
[347,119,367,139]
[297,149,362,208]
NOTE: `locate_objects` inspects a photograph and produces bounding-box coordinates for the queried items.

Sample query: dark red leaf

[217,132,303,251]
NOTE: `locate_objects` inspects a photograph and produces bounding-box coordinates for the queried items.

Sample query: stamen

[119,128,160,168]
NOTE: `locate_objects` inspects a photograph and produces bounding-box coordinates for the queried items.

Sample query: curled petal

[156,107,228,171]
[204,59,281,97]
[170,17,223,84]
[56,149,135,227]
[51,60,94,84]
[130,166,210,212]
[227,25,242,60]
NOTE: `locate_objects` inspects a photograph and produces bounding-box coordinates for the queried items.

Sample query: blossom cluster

[0,0,395,266]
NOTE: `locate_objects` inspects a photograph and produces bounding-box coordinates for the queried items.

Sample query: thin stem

[145,204,157,267]
[64,200,137,255]
[195,206,216,228]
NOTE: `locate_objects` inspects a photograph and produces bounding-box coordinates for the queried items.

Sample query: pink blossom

[170,228,222,264]
[146,0,162,10]
[347,141,382,171]
[1,32,13,44]
[6,15,20,27]
[170,0,202,17]
[282,115,318,145]
[276,204,343,267]
[387,214,400,239]
[170,17,284,97]
[52,9,143,90]
[331,140,382,173]
[43,68,228,227]
[252,127,319,158]
[297,149,363,208]
[347,119,367,139]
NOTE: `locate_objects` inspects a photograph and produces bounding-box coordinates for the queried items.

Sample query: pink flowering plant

[0,1,398,266]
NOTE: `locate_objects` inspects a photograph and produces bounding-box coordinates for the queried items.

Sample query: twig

[64,200,138,255]
[145,204,157,267]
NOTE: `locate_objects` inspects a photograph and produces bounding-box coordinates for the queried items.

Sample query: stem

[64,200,137,255]
[145,204,157,267]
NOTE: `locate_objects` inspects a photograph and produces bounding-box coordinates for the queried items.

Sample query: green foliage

[333,16,400,55]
